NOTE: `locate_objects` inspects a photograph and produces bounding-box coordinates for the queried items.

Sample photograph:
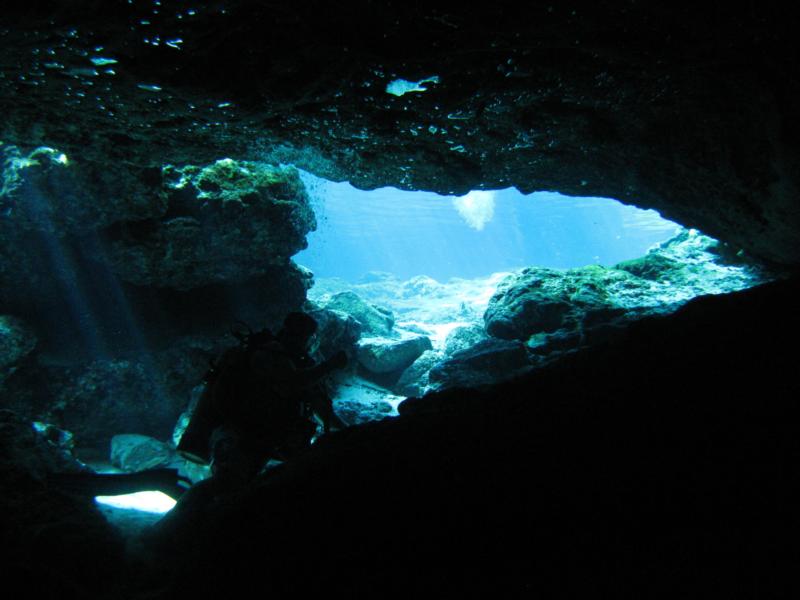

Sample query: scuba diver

[51,312,346,521]
[177,311,348,486]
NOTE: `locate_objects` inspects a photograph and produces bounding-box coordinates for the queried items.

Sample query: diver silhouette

[177,311,348,485]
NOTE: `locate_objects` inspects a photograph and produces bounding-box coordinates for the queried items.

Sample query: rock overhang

[1,2,798,266]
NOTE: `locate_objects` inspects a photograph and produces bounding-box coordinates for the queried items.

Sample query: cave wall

[1,2,798,265]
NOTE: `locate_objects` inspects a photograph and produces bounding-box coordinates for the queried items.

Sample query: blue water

[295,172,681,282]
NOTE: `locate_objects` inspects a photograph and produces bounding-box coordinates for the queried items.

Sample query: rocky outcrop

[104,159,315,290]
[485,265,636,340]
[484,230,769,352]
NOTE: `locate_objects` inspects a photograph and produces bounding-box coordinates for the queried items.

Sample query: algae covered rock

[484,229,770,346]
[484,265,632,340]
[357,335,433,375]
[105,159,315,290]
[324,291,395,336]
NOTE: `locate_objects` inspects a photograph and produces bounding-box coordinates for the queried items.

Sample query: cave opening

[293,170,770,406]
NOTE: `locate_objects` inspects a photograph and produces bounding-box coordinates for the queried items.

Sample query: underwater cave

[1,2,799,598]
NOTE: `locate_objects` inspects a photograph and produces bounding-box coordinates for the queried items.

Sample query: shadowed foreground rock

[135,277,800,598]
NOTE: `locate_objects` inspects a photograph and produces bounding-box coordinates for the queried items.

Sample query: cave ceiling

[1,1,798,265]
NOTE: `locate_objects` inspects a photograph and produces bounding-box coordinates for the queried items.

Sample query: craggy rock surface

[105,159,315,289]
[2,3,799,266]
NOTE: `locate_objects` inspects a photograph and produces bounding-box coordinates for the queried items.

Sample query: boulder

[357,336,433,375]
[325,291,395,336]
[428,339,532,390]
[110,434,174,472]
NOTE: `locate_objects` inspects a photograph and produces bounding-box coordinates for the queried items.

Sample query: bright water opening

[95,491,177,514]
[295,171,768,406]
[296,172,681,281]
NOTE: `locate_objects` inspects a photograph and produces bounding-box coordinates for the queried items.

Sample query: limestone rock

[324,291,394,336]
[104,160,315,290]
[428,339,532,390]
[110,434,174,472]
[357,336,433,375]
